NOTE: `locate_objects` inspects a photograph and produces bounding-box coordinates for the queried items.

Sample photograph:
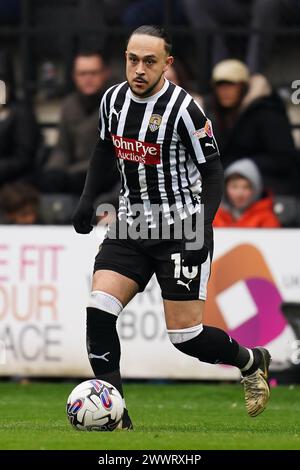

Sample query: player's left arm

[177,99,224,225]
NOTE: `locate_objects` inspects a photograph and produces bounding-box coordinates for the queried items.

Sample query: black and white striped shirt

[99,79,219,224]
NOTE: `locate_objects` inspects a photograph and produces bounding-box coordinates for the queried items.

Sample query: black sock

[86,306,124,398]
[174,325,253,369]
[99,370,124,398]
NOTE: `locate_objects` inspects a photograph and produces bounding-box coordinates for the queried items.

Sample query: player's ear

[164,56,174,72]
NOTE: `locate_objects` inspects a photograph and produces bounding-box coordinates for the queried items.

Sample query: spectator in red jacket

[214,158,281,228]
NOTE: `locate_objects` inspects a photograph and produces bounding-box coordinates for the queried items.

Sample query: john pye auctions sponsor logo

[111,134,161,165]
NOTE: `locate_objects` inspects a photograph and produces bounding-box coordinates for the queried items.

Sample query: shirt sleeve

[177,98,219,168]
[80,86,118,202]
[98,87,113,142]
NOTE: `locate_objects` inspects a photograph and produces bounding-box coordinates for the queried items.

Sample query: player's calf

[167,324,271,417]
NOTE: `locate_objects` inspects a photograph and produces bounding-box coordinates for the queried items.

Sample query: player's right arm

[177,99,224,226]
[177,98,224,264]
[72,89,116,234]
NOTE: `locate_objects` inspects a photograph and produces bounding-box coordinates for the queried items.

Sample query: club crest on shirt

[148,114,162,132]
[193,119,213,139]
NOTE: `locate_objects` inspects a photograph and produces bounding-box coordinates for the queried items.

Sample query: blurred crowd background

[1,0,300,228]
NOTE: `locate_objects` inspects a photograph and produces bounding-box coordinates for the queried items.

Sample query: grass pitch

[0,382,299,450]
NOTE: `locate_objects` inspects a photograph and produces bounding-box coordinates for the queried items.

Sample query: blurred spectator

[165,61,202,104]
[0,0,21,25]
[0,50,40,187]
[0,182,40,224]
[29,0,107,58]
[202,59,298,195]
[214,159,281,228]
[39,61,62,100]
[183,0,300,74]
[40,49,118,196]
[122,0,185,27]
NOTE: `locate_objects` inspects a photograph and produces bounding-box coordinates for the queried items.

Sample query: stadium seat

[40,193,79,225]
[281,302,300,341]
[273,196,300,227]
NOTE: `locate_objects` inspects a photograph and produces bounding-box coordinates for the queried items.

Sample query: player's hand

[72,197,94,234]
[182,245,209,266]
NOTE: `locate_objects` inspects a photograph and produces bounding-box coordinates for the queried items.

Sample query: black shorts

[94,218,214,301]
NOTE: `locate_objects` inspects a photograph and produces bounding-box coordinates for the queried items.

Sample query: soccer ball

[66,379,124,431]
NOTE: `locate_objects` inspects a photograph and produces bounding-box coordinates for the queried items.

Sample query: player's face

[126,34,173,97]
[226,177,254,209]
[73,56,109,95]
[214,82,244,108]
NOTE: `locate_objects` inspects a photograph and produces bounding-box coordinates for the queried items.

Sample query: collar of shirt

[128,78,170,103]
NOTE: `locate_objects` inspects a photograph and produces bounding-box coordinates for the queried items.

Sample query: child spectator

[214,158,281,228]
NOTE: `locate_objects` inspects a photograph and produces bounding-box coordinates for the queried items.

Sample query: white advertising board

[0,226,299,379]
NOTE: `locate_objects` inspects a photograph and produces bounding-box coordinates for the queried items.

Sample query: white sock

[241,348,254,372]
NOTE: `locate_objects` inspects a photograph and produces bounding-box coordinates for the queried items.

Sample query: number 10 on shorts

[171,253,198,280]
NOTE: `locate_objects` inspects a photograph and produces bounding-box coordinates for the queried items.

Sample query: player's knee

[167,323,203,349]
[88,290,123,316]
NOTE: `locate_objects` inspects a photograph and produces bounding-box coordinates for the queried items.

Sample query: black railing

[1,0,300,123]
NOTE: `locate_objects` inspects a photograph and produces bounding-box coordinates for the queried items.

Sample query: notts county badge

[148,114,162,132]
